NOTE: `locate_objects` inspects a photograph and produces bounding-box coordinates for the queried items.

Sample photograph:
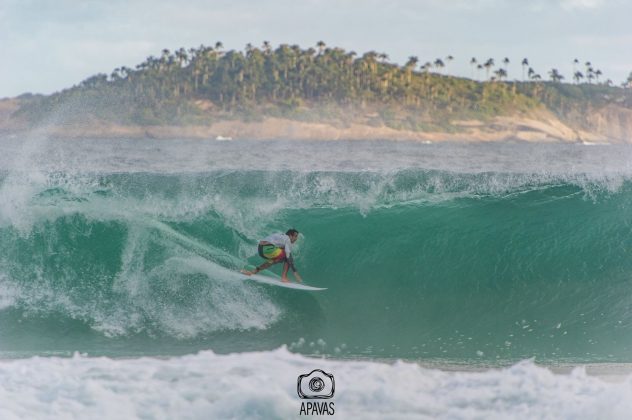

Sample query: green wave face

[2,167,632,362]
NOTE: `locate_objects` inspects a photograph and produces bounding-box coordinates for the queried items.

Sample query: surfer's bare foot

[240,269,253,276]
[281,277,290,283]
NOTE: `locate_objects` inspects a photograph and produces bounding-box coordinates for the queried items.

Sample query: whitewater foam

[3,348,632,419]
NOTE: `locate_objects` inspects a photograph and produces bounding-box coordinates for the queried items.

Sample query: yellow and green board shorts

[258,244,286,262]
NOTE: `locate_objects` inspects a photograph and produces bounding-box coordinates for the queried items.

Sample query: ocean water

[3,137,632,418]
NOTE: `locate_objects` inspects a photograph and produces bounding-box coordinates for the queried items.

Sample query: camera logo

[297,369,336,416]
[297,369,335,399]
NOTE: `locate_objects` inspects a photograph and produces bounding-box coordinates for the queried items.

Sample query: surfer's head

[286,228,299,243]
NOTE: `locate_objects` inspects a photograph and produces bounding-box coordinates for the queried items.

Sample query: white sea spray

[2,348,632,419]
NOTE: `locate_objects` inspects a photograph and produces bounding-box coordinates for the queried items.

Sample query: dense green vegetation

[15,42,632,131]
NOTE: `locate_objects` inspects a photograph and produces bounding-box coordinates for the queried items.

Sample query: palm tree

[110,68,122,82]
[406,56,419,70]
[584,62,593,83]
[484,58,494,80]
[160,48,171,68]
[587,67,595,84]
[433,58,445,73]
[548,68,564,82]
[521,58,529,81]
[470,57,478,79]
[494,68,507,81]
[573,71,584,84]
[316,41,326,55]
[262,41,272,54]
[445,55,454,73]
[175,48,188,67]
[405,56,418,84]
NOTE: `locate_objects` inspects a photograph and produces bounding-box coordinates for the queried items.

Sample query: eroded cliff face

[454,106,632,144]
[579,105,632,143]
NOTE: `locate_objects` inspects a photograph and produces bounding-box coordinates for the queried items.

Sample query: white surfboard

[241,272,327,291]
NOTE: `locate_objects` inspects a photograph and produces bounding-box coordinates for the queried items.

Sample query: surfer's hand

[240,269,253,276]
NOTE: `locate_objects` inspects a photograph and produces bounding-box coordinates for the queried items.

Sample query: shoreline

[0,115,615,143]
[3,96,632,143]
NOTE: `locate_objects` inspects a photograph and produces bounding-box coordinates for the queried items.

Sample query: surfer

[241,229,303,283]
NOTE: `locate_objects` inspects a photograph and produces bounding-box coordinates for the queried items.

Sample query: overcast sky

[2,0,632,98]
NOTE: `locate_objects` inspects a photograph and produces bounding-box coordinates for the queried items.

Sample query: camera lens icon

[297,369,335,399]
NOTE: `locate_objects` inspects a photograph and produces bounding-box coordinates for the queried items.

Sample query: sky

[2,0,632,98]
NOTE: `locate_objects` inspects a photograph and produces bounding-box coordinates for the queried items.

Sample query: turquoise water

[2,139,632,362]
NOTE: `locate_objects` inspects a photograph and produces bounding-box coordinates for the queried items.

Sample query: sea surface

[3,136,632,418]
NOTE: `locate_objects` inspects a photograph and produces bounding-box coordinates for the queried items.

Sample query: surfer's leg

[281,260,290,282]
[244,246,286,276]
[242,259,275,275]
[254,260,274,273]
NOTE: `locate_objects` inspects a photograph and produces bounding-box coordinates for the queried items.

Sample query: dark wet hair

[286,229,299,236]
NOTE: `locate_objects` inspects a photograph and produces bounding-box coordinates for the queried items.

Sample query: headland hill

[2,42,632,143]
